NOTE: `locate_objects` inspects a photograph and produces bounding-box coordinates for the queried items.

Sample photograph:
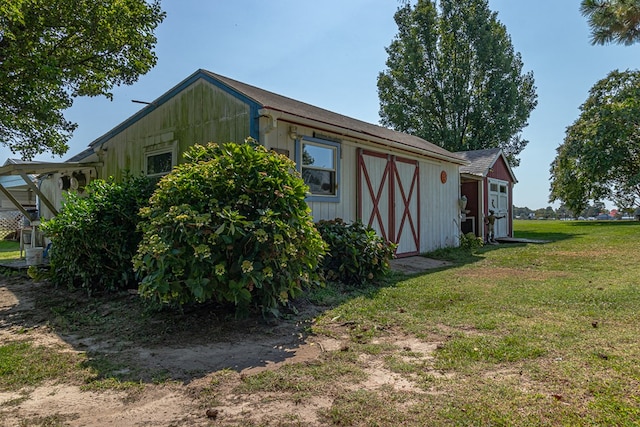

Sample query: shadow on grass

[0,222,605,388]
[0,272,323,386]
[512,229,577,243]
[568,220,639,227]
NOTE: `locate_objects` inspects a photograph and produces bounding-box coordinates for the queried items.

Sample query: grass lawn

[308,219,640,425]
[1,220,638,425]
[0,240,19,261]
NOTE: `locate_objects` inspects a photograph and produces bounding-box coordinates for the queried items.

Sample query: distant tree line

[513,201,633,220]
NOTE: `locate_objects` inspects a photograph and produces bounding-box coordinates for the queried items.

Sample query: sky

[8,0,640,209]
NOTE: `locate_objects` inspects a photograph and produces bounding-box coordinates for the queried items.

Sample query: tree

[377,0,537,166]
[512,206,533,218]
[0,0,165,159]
[556,204,574,220]
[534,206,556,219]
[549,70,640,215]
[581,0,640,45]
[580,201,607,218]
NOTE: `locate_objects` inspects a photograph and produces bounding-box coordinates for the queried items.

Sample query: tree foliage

[550,69,640,214]
[0,0,165,159]
[377,0,537,166]
[581,0,640,45]
[134,140,327,317]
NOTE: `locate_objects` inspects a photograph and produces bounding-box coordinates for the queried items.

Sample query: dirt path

[0,274,331,425]
[0,271,440,426]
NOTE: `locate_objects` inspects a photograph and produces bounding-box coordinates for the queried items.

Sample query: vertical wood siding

[100,80,251,180]
[419,160,460,251]
[263,119,461,252]
[74,78,462,252]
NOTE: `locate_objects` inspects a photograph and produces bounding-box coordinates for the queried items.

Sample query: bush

[316,219,396,286]
[41,175,155,293]
[459,232,484,251]
[133,139,327,317]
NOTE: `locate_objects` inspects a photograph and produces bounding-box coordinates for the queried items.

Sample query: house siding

[486,155,512,183]
[99,80,252,181]
[259,119,358,222]
[258,117,461,252]
[420,160,460,251]
[57,73,465,253]
[486,156,514,237]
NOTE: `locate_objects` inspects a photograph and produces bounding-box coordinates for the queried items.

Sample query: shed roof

[82,69,465,165]
[456,148,517,182]
[203,70,464,164]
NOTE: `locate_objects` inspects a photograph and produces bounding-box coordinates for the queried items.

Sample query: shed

[41,69,467,256]
[456,148,517,242]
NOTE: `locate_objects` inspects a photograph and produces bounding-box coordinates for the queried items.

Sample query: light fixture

[289,126,298,140]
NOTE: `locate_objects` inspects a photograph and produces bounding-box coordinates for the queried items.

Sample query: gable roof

[456,148,517,182]
[80,69,465,165]
[204,70,464,164]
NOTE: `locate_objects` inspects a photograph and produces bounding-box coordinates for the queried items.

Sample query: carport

[0,159,100,218]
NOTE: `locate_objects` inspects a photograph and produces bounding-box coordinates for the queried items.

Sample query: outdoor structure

[0,172,35,213]
[0,165,36,241]
[11,70,469,257]
[456,148,517,242]
[0,159,101,260]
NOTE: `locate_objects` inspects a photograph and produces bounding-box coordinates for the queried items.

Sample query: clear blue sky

[13,0,640,209]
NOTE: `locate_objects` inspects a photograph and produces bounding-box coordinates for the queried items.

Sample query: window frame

[144,142,178,177]
[296,136,341,202]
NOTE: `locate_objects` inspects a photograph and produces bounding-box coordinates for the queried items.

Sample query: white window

[144,142,177,177]
[298,137,340,201]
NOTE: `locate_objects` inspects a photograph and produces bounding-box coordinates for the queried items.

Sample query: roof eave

[0,161,103,177]
[259,107,468,165]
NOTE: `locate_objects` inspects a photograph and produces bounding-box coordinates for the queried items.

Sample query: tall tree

[0,0,165,159]
[549,70,640,214]
[581,0,640,45]
[377,0,537,166]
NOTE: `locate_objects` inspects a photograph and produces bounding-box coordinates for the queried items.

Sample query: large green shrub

[133,139,327,316]
[316,219,396,286]
[41,175,155,293]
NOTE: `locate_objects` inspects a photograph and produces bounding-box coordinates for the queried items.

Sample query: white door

[488,179,509,238]
[359,149,420,257]
[359,150,391,242]
[392,157,420,255]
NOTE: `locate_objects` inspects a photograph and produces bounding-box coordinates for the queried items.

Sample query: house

[456,148,517,242]
[37,69,467,256]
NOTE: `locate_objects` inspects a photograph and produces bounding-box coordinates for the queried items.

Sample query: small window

[298,137,340,201]
[146,151,173,176]
[490,183,498,192]
[499,185,507,194]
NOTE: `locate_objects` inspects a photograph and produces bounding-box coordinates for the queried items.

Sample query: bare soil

[0,271,439,426]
